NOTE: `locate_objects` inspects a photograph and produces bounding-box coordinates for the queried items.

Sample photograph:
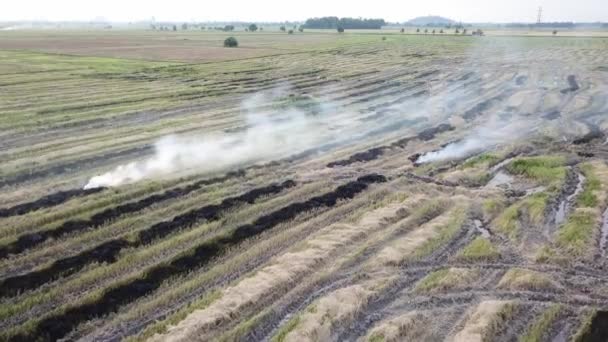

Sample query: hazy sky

[2,0,606,23]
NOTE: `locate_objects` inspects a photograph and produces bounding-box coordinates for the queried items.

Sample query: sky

[1,0,606,23]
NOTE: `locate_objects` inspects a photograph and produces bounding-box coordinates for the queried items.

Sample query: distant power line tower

[536,7,543,24]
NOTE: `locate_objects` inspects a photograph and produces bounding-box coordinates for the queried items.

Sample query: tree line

[303,17,386,29]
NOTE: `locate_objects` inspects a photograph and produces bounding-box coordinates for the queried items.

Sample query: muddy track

[0,178,294,298]
[0,187,105,218]
[7,175,386,342]
[254,200,449,341]
[0,171,246,259]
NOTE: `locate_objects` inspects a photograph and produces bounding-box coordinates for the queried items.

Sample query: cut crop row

[0,178,294,298]
[0,171,245,259]
[6,174,386,342]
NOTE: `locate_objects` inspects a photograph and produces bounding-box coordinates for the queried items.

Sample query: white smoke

[416,117,537,164]
[85,91,331,189]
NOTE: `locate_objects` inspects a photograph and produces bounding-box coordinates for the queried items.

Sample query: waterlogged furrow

[6,174,386,342]
[0,178,294,298]
[0,171,245,259]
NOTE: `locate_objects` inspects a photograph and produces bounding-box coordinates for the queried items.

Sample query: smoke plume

[85,91,330,189]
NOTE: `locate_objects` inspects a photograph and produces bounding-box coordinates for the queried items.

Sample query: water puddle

[555,172,585,226]
[473,219,491,238]
[486,170,513,188]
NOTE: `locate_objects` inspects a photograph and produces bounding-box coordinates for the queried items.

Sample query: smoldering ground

[84,84,435,189]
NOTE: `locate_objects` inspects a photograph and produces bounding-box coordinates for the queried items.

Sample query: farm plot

[1,31,608,341]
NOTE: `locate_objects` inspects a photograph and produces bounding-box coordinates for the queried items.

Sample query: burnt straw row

[0,178,293,298]
[0,187,105,218]
[8,174,386,342]
[327,124,454,167]
[0,171,245,259]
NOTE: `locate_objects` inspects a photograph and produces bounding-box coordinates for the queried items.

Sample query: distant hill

[406,16,456,26]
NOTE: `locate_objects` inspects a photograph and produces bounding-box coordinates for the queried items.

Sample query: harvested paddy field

[1,30,608,342]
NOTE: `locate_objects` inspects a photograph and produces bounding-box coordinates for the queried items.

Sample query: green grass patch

[571,308,597,342]
[414,269,450,292]
[493,193,548,240]
[506,156,566,187]
[461,153,500,169]
[271,315,301,342]
[412,206,466,259]
[577,163,601,208]
[556,210,596,257]
[414,268,477,293]
[497,268,556,291]
[520,304,563,342]
[457,236,500,261]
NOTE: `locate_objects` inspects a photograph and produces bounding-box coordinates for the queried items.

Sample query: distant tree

[400,28,404,33]
[303,17,385,29]
[200,26,206,30]
[432,29,435,34]
[223,25,234,31]
[224,37,238,47]
[288,29,294,34]
[280,25,286,32]
[260,27,263,31]
[181,23,188,30]
[439,29,444,34]
[298,26,304,32]
[455,29,460,34]
[416,28,420,33]
[248,23,258,32]
[150,24,156,30]
[245,28,249,32]
[424,28,428,34]
[337,26,345,33]
[553,30,558,35]
[462,28,467,35]
[381,36,386,40]
[172,25,177,31]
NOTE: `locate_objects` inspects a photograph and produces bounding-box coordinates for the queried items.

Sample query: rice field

[2,29,608,341]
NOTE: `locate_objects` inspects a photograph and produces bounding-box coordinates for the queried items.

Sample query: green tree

[288,29,294,34]
[172,24,177,31]
[337,26,344,33]
[248,23,258,32]
[416,28,420,33]
[400,28,404,33]
[298,26,304,32]
[280,25,286,32]
[224,37,238,47]
[181,23,188,30]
